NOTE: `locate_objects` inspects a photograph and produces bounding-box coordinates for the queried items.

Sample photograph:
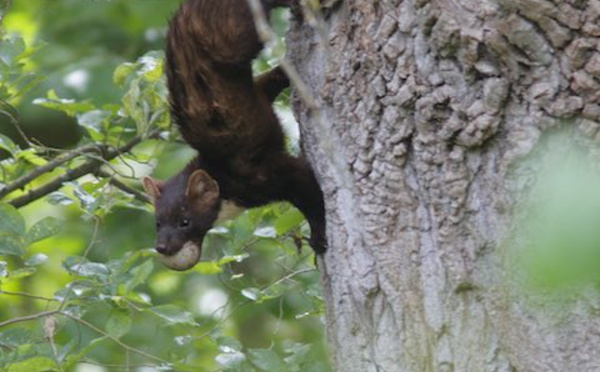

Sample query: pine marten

[143,0,326,271]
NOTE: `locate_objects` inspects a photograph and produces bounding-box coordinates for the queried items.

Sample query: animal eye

[156,221,161,229]
[179,218,190,228]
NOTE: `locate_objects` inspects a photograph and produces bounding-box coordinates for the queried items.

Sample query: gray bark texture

[287,0,600,371]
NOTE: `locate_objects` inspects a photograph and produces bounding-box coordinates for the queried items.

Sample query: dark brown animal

[143,0,326,270]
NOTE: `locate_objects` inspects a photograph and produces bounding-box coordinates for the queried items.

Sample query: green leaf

[121,291,152,306]
[46,192,74,206]
[251,237,282,254]
[283,342,311,366]
[260,282,286,301]
[116,248,156,273]
[6,356,55,372]
[216,336,243,352]
[11,74,44,100]
[76,262,110,278]
[63,257,110,279]
[148,108,168,127]
[106,311,132,339]
[62,336,107,369]
[0,233,23,256]
[0,36,25,65]
[16,149,47,166]
[7,267,36,281]
[77,109,111,140]
[148,305,197,326]
[254,226,276,238]
[248,348,286,371]
[113,62,136,86]
[123,259,153,293]
[0,328,32,349]
[33,90,95,116]
[217,253,249,266]
[193,261,223,275]
[138,52,164,81]
[241,287,261,302]
[55,280,99,300]
[122,83,143,128]
[215,352,246,368]
[24,253,48,267]
[0,134,17,155]
[0,203,26,236]
[25,217,61,246]
[275,208,305,235]
[71,183,96,210]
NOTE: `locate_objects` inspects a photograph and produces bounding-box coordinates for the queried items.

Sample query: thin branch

[0,101,32,147]
[196,300,249,341]
[58,217,101,313]
[7,158,101,208]
[61,312,172,366]
[0,307,175,368]
[45,315,64,372]
[96,169,151,203]
[0,290,59,302]
[78,360,159,370]
[6,129,160,208]
[0,143,101,198]
[0,310,59,328]
[265,267,315,289]
[246,0,319,109]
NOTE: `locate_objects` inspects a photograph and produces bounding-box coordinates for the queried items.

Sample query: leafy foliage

[0,2,329,371]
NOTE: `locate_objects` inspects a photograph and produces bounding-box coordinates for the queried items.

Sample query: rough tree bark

[288,0,600,371]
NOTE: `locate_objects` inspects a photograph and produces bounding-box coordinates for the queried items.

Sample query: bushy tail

[165,0,266,126]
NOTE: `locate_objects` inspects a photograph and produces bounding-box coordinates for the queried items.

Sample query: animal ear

[143,177,164,202]
[186,170,220,203]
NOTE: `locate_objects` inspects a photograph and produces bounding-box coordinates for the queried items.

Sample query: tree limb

[0,143,101,199]
[6,129,160,208]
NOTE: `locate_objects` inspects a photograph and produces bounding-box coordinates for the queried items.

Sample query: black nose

[156,245,169,255]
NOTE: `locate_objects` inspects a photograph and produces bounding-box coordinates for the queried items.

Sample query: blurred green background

[0,1,330,371]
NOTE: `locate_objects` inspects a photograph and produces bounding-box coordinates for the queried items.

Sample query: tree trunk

[288,0,600,371]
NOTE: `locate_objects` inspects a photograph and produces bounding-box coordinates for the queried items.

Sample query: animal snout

[156,244,172,255]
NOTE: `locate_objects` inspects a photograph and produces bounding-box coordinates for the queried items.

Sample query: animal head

[143,169,221,271]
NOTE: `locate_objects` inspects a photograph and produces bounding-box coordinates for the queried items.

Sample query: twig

[58,217,101,312]
[0,143,101,198]
[61,312,172,365]
[245,0,319,109]
[0,101,32,148]
[0,310,59,328]
[96,169,151,203]
[45,315,64,372]
[265,267,314,289]
[6,129,160,208]
[78,359,159,370]
[0,290,59,302]
[0,308,176,368]
[7,158,102,208]
[196,300,249,341]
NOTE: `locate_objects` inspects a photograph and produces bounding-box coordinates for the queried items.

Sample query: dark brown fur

[144,0,326,260]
